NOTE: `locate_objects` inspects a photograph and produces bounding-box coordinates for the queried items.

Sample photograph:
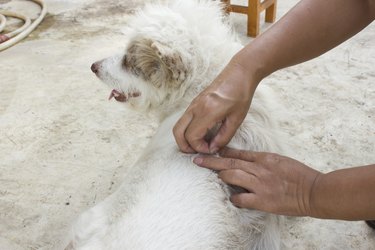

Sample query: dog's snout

[91,62,100,74]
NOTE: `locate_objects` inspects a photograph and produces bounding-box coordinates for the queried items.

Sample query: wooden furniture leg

[223,0,278,37]
[265,1,277,23]
[248,0,260,37]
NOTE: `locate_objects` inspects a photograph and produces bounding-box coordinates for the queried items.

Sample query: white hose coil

[0,13,6,33]
[0,0,47,51]
[0,10,31,38]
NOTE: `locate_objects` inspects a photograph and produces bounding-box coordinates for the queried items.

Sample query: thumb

[209,118,239,153]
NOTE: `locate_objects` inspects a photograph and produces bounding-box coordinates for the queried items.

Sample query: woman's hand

[173,60,258,154]
[193,147,322,217]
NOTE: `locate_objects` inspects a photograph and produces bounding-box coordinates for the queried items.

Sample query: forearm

[310,164,375,220]
[233,0,375,84]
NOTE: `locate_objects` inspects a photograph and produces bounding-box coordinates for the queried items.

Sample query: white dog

[66,1,284,249]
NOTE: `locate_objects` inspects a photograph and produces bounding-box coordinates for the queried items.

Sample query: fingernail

[193,157,203,165]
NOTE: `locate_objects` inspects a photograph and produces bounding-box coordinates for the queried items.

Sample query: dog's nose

[91,62,99,74]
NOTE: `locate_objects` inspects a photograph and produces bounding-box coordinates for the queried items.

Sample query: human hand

[173,60,258,154]
[193,147,322,217]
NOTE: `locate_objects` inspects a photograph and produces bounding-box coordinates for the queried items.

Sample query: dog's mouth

[108,89,141,102]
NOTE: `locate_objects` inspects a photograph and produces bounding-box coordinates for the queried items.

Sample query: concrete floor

[0,0,374,249]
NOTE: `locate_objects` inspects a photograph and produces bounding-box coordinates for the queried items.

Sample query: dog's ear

[150,40,188,87]
[124,38,187,89]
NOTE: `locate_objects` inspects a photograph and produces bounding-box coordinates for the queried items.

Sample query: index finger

[173,112,196,153]
[219,147,259,162]
[193,155,258,175]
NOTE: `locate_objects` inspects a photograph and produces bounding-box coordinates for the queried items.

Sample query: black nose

[91,62,99,74]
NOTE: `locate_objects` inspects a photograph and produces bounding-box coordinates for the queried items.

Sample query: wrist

[307,165,375,220]
[229,53,262,99]
[307,172,324,218]
[232,41,275,82]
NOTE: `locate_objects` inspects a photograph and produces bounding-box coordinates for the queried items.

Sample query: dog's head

[91,4,199,115]
[92,37,191,111]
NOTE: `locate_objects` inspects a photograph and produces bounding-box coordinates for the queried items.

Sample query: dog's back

[68,110,281,250]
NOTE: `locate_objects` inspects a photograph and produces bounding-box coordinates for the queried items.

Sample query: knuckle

[232,169,243,179]
[228,158,237,169]
[184,131,195,144]
[263,153,281,165]
[223,169,242,182]
[203,92,221,109]
[237,150,246,158]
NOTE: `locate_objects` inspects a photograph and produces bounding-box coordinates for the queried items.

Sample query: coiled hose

[0,0,47,51]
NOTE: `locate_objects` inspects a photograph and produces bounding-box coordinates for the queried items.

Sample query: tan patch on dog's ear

[150,41,187,84]
[123,38,188,88]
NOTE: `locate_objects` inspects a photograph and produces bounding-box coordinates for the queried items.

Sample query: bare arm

[236,0,375,83]
[311,164,375,220]
[174,0,375,153]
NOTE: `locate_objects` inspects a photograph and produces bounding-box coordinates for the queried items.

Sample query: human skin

[194,148,375,220]
[173,0,375,219]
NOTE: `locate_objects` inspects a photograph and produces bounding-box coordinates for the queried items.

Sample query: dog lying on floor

[65,1,285,249]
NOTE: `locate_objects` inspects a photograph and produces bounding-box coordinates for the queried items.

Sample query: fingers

[193,153,265,210]
[219,147,260,162]
[173,112,196,153]
[174,106,221,154]
[230,193,258,209]
[219,169,257,192]
[193,155,260,178]
[209,118,240,153]
[183,116,216,154]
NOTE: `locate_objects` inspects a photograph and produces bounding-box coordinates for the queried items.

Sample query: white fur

[67,1,284,249]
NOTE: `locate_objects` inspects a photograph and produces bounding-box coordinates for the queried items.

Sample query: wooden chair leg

[265,2,277,23]
[248,0,260,37]
[226,0,277,37]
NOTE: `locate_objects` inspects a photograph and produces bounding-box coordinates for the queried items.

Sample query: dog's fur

[66,1,284,249]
